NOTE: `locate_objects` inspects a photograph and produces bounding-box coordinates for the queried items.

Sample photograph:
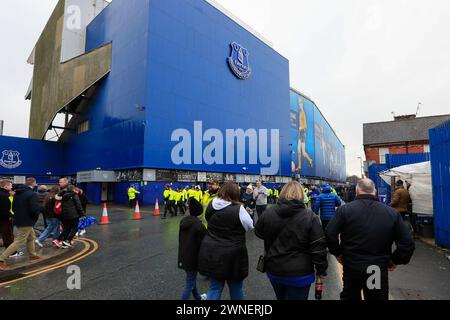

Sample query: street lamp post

[357,157,363,179]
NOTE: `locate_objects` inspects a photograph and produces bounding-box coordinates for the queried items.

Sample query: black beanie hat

[189,199,203,217]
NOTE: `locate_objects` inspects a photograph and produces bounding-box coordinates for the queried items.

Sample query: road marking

[0,238,98,287]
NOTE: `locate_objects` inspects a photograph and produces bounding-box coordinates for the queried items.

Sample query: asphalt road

[0,205,448,300]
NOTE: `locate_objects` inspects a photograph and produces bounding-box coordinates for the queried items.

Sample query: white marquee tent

[379,161,433,215]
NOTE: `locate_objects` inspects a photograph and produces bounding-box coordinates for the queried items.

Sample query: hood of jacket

[14,184,32,195]
[274,198,306,218]
[211,197,233,210]
[322,185,332,193]
[62,191,77,201]
[180,216,201,231]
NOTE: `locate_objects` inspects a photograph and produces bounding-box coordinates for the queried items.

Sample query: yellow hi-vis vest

[331,187,337,195]
[173,191,183,204]
[303,188,310,204]
[9,195,14,216]
[273,189,279,198]
[201,191,217,228]
[268,189,273,196]
[163,189,171,201]
[194,190,202,202]
[187,189,195,199]
[182,189,188,202]
[169,190,176,201]
[128,187,140,200]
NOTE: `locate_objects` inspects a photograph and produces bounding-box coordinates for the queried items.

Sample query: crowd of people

[0,178,88,271]
[177,179,416,301]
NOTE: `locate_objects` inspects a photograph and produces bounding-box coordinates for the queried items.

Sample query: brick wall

[364,147,380,164]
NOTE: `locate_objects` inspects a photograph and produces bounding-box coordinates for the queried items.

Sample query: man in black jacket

[0,182,42,270]
[0,181,15,252]
[325,179,415,300]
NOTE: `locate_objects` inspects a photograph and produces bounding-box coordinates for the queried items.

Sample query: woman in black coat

[55,185,85,249]
[255,181,328,300]
[198,182,254,300]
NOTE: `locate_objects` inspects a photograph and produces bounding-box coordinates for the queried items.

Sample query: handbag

[256,213,298,273]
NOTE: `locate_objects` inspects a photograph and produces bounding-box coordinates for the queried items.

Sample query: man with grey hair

[325,178,415,300]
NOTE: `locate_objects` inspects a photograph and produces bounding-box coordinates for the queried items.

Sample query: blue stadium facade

[0,0,346,205]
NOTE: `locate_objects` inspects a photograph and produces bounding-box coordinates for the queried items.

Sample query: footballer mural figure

[296,96,314,172]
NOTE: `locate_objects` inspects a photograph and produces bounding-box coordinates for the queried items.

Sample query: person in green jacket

[174,187,186,216]
[128,185,141,208]
[200,180,220,227]
[163,184,175,219]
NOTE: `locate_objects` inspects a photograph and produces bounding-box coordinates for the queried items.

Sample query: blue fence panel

[430,120,450,248]
[368,164,391,201]
[385,153,431,169]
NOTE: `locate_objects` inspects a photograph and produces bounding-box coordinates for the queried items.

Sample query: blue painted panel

[430,121,450,248]
[385,153,431,169]
[144,0,291,176]
[0,136,67,176]
[63,0,150,173]
[86,182,102,205]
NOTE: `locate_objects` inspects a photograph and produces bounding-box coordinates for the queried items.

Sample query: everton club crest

[0,150,22,169]
[228,42,252,80]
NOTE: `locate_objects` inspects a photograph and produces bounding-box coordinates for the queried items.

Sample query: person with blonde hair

[255,181,328,300]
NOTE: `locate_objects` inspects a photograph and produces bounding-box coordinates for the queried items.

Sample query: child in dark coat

[178,198,207,300]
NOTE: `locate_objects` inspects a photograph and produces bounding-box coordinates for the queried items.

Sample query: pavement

[0,204,449,300]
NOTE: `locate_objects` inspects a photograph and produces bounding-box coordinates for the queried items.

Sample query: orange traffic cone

[99,203,111,225]
[133,201,143,220]
[154,198,160,216]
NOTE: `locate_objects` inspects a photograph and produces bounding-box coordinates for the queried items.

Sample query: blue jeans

[270,281,311,300]
[38,218,61,242]
[207,278,244,300]
[181,272,202,300]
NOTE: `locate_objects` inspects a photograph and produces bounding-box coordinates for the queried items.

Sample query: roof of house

[363,114,450,145]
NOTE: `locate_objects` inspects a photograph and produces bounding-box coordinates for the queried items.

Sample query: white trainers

[200,294,207,300]
[79,229,86,236]
[35,240,44,248]
[62,241,73,249]
[9,251,24,258]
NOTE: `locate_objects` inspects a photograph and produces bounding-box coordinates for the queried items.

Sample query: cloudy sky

[1,0,450,176]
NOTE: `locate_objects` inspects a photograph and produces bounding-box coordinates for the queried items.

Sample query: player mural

[290,89,346,182]
[290,91,315,177]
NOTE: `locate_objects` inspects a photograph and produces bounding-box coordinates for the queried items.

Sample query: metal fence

[429,120,450,248]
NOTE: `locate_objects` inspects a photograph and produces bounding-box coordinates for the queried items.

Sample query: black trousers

[175,202,186,215]
[0,219,14,248]
[58,218,79,242]
[256,205,267,219]
[341,265,389,301]
[164,200,175,217]
[401,212,417,233]
[129,199,137,208]
[321,219,330,231]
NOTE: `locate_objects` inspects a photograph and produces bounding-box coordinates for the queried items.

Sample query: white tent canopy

[379,161,433,216]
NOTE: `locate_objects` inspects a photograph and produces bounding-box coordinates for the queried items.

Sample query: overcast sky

[1,0,449,176]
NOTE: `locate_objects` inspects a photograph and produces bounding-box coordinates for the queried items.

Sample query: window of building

[77,120,90,134]
[379,147,389,164]
[424,144,430,153]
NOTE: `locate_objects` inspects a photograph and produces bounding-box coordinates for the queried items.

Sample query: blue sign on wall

[228,42,252,80]
[0,136,67,176]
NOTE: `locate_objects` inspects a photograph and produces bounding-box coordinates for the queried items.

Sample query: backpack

[53,200,62,215]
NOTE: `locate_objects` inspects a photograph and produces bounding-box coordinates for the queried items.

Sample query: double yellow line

[0,238,98,287]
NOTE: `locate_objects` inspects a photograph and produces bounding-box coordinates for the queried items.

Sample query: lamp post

[357,157,364,179]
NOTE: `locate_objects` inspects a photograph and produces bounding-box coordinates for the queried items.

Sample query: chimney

[394,114,416,121]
